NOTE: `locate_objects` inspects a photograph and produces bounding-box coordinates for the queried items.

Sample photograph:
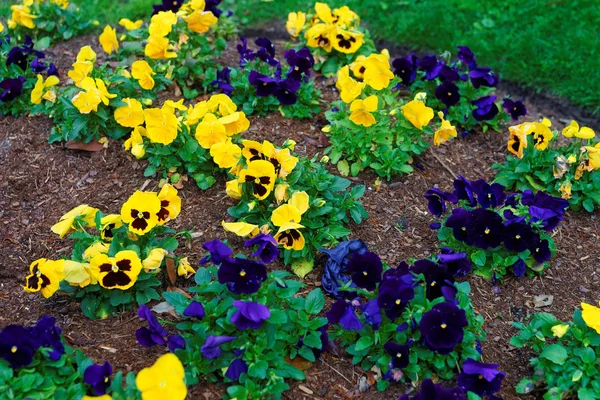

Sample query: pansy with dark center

[230,300,270,330]
[437,247,472,277]
[239,160,276,200]
[391,54,418,85]
[254,37,278,66]
[502,222,535,252]
[24,259,51,293]
[275,78,301,106]
[502,98,527,120]
[217,256,267,294]
[0,76,26,103]
[472,95,499,121]
[419,302,468,354]
[211,67,234,95]
[383,341,409,369]
[244,233,279,264]
[418,55,444,80]
[471,179,506,209]
[435,81,461,107]
[346,251,383,291]
[377,278,415,320]
[444,208,471,243]
[284,47,314,81]
[411,259,457,301]
[93,251,142,290]
[399,378,466,400]
[424,188,457,217]
[452,176,476,206]
[439,65,461,82]
[530,236,551,264]
[457,45,476,69]
[457,358,505,396]
[29,316,64,360]
[469,66,498,88]
[320,239,368,298]
[0,325,39,369]
[465,208,505,249]
[30,57,48,74]
[326,299,363,330]
[84,361,112,395]
[201,335,237,358]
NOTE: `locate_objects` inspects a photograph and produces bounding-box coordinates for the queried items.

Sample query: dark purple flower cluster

[0,316,65,369]
[391,46,526,121]
[398,378,466,400]
[136,304,185,352]
[152,0,185,14]
[226,37,314,106]
[201,237,276,295]
[426,176,568,274]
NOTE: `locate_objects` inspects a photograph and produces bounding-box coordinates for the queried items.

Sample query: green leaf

[163,291,189,309]
[355,336,373,352]
[248,360,268,380]
[144,165,157,177]
[304,289,325,314]
[194,267,212,285]
[81,295,100,320]
[515,377,534,394]
[350,162,361,176]
[583,198,595,212]
[471,250,487,267]
[291,259,313,278]
[540,344,568,365]
[337,160,350,177]
[579,347,596,363]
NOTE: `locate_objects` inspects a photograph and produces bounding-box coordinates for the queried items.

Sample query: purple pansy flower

[411,259,457,302]
[29,316,64,360]
[377,279,415,320]
[84,361,112,395]
[136,304,184,352]
[167,334,185,352]
[285,47,314,81]
[384,341,410,369]
[0,325,39,369]
[255,37,278,66]
[205,0,223,17]
[361,300,382,330]
[200,239,233,264]
[469,67,498,88]
[435,81,461,107]
[211,67,233,96]
[244,233,279,264]
[231,300,270,330]
[183,300,205,319]
[0,76,26,103]
[472,95,499,121]
[466,208,505,249]
[225,358,248,381]
[457,45,476,69]
[445,208,471,243]
[424,188,457,217]
[437,247,472,277]
[439,65,461,82]
[530,236,551,264]
[326,299,362,330]
[346,251,383,291]
[502,222,535,252]
[502,98,527,120]
[512,258,527,277]
[201,335,237,359]
[419,302,468,354]
[458,358,505,396]
[275,78,301,105]
[236,36,256,67]
[218,257,267,294]
[392,54,418,85]
[419,55,444,80]
[452,176,476,207]
[248,70,279,97]
[471,179,506,209]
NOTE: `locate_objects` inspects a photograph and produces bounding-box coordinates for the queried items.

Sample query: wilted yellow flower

[24,259,64,298]
[225,179,243,200]
[119,18,143,30]
[63,260,95,288]
[124,126,147,159]
[222,221,259,237]
[551,324,569,338]
[99,25,119,55]
[286,11,306,38]
[401,99,434,130]
[274,183,290,204]
[142,248,168,272]
[51,205,98,238]
[31,74,59,105]
[349,95,378,127]
[433,112,457,146]
[210,139,242,168]
[177,257,195,278]
[131,60,155,90]
[558,181,572,199]
[83,241,109,260]
[144,105,179,145]
[114,98,145,128]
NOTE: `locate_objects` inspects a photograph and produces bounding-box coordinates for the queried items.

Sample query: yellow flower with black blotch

[99,25,119,55]
[184,10,218,33]
[136,353,187,400]
[144,105,179,145]
[149,10,178,37]
[51,204,98,238]
[124,126,147,159]
[131,60,155,90]
[114,98,145,128]
[305,23,335,52]
[401,99,434,130]
[90,250,143,290]
[333,5,360,29]
[177,257,195,278]
[242,140,266,162]
[121,191,162,235]
[195,113,227,149]
[261,141,298,178]
[207,94,237,117]
[100,214,122,241]
[530,121,554,151]
[349,95,378,127]
[239,160,277,200]
[63,260,96,288]
[210,139,242,169]
[355,53,394,90]
[332,27,363,54]
[286,11,306,38]
[433,112,457,146]
[24,259,64,298]
[507,124,528,159]
[581,302,600,334]
[222,221,259,237]
[83,241,109,261]
[274,222,305,250]
[218,112,250,136]
[143,248,168,272]
[145,35,177,60]
[157,183,181,225]
[226,179,243,199]
[119,18,143,30]
[336,65,365,103]
[31,74,59,105]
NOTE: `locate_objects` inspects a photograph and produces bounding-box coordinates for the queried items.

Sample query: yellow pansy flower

[274,183,290,204]
[0,22,4,33]
[210,139,242,168]
[271,204,302,227]
[83,241,110,261]
[24,259,64,298]
[286,11,306,38]
[142,248,168,272]
[349,95,378,127]
[226,179,243,200]
[121,191,162,235]
[149,10,178,37]
[336,65,365,103]
[433,112,457,146]
[145,35,177,60]
[136,353,187,400]
[530,122,554,151]
[222,221,259,237]
[51,205,98,238]
[331,27,363,54]
[157,183,181,224]
[401,99,434,130]
[360,54,394,90]
[131,60,155,90]
[507,124,529,159]
[184,10,218,33]
[289,191,309,214]
[195,113,227,149]
[68,61,94,88]
[314,2,335,24]
[144,106,179,145]
[186,101,209,126]
[63,260,95,288]
[114,98,145,128]
[10,5,37,29]
[100,214,123,241]
[584,143,600,170]
[76,46,96,63]
[562,120,594,139]
[274,222,305,251]
[581,302,600,334]
[239,160,277,200]
[218,112,250,136]
[305,23,335,52]
[90,250,143,290]
[99,25,119,55]
[31,74,59,105]
[207,94,238,117]
[177,257,195,278]
[119,18,143,30]
[124,126,147,159]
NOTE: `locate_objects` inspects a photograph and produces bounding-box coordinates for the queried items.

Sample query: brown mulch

[0,33,599,400]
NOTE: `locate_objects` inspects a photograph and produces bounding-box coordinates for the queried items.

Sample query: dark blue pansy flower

[285,47,314,81]
[361,300,382,330]
[152,0,184,14]
[469,66,498,88]
[512,258,526,278]
[244,233,279,264]
[532,191,569,215]
[320,239,368,298]
[29,316,64,360]
[276,78,301,105]
[466,208,505,249]
[457,45,476,69]
[377,279,415,320]
[472,95,499,121]
[435,81,461,107]
[205,0,223,17]
[445,208,471,243]
[424,187,457,217]
[201,335,236,359]
[528,192,569,231]
[419,55,444,80]
[248,70,279,97]
[183,300,205,319]
[529,206,562,232]
[167,334,185,352]
[136,305,168,347]
[383,341,409,369]
[0,76,26,103]
[430,222,442,230]
[419,302,468,354]
[236,36,255,67]
[0,325,39,369]
[225,358,248,381]
[452,176,476,206]
[231,300,270,330]
[471,179,506,209]
[217,257,267,295]
[47,63,59,77]
[502,98,527,120]
[503,222,535,252]
[439,65,461,82]
[458,358,505,396]
[399,378,466,400]
[530,236,551,264]
[382,261,413,284]
[255,37,278,66]
[326,299,362,330]
[346,251,383,291]
[392,54,418,85]
[411,259,456,302]
[200,239,233,264]
[437,247,472,277]
[84,361,112,395]
[30,57,47,74]
[211,67,233,96]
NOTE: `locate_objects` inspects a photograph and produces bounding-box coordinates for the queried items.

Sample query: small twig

[321,359,353,385]
[429,150,457,178]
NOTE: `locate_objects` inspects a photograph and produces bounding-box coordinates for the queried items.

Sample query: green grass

[2,0,599,114]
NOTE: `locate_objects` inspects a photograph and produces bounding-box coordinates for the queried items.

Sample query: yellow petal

[289,191,309,215]
[222,221,259,237]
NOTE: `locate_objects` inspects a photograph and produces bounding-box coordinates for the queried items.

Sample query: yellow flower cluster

[7,0,70,30]
[289,3,363,54]
[31,74,59,105]
[507,118,554,159]
[25,185,184,298]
